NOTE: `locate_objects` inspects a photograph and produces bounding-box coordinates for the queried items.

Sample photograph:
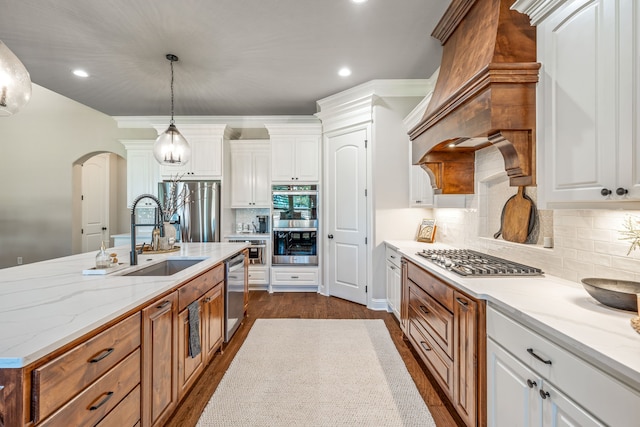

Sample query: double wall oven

[272,185,318,265]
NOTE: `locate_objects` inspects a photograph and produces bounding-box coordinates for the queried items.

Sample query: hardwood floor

[165,291,463,427]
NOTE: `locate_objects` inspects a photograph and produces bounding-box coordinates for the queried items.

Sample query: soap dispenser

[95,241,110,269]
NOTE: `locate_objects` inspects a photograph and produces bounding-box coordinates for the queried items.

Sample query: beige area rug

[196,319,437,427]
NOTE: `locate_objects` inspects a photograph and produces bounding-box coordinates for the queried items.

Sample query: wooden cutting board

[501,186,533,243]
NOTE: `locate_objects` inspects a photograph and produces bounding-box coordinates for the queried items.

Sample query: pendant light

[0,40,32,116]
[153,54,191,165]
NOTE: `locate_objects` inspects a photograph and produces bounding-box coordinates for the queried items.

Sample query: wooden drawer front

[178,263,223,312]
[95,384,140,427]
[385,246,401,268]
[408,317,453,397]
[40,349,140,427]
[33,312,141,422]
[407,260,454,312]
[487,306,640,426]
[408,281,454,358]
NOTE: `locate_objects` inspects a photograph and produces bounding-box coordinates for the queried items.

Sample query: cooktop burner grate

[416,249,544,277]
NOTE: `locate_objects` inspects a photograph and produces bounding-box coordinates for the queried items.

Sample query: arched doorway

[72,151,125,254]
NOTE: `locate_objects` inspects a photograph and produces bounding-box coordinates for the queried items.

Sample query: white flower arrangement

[619,215,640,255]
[163,173,189,222]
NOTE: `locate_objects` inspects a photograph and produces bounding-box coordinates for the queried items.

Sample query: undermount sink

[124,259,204,276]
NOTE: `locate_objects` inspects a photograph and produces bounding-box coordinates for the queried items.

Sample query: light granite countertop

[0,242,248,368]
[385,240,640,392]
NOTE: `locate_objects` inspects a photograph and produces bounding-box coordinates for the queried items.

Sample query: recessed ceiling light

[73,69,89,78]
[338,67,352,77]
[352,0,368,3]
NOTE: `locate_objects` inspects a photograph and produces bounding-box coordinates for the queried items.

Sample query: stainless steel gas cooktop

[416,249,544,277]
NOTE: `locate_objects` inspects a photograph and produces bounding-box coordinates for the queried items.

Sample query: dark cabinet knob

[101,227,107,231]
[328,234,334,239]
[539,389,550,399]
[526,379,537,388]
[616,187,629,196]
[601,188,612,196]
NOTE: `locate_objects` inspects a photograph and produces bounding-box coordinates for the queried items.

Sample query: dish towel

[188,300,201,358]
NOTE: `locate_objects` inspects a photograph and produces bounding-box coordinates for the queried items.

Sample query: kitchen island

[0,242,248,427]
[387,240,640,426]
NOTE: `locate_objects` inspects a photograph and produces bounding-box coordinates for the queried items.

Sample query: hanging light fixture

[0,40,32,116]
[153,54,191,165]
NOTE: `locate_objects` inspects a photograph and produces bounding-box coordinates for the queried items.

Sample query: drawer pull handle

[89,348,114,363]
[527,348,552,365]
[291,276,299,279]
[526,379,537,388]
[390,255,396,259]
[156,300,171,310]
[539,389,550,399]
[89,391,114,411]
[204,297,212,303]
[419,305,429,314]
[420,341,432,352]
[389,266,396,271]
[456,297,468,307]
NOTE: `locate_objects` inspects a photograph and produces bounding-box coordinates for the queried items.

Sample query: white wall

[371,96,432,301]
[432,146,640,284]
[0,84,152,268]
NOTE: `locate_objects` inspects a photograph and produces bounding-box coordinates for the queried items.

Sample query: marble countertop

[0,242,248,368]
[385,240,640,391]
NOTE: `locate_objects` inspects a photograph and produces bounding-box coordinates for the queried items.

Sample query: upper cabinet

[156,124,230,180]
[521,0,640,205]
[229,140,271,208]
[265,123,322,183]
[410,165,434,207]
[122,140,160,208]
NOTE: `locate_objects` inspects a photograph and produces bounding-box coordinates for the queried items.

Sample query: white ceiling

[0,0,449,116]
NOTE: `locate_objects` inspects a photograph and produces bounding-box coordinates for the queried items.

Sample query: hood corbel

[409,0,540,194]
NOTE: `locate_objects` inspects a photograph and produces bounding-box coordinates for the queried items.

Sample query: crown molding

[511,0,571,25]
[113,115,320,130]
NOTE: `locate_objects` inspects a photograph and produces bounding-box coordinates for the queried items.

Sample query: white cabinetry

[385,244,401,320]
[156,124,228,180]
[410,165,434,207]
[265,123,322,182]
[121,140,160,208]
[535,0,640,204]
[487,305,640,427]
[270,266,318,292]
[229,141,271,208]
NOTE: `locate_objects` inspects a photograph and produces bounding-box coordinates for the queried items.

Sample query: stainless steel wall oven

[272,185,318,265]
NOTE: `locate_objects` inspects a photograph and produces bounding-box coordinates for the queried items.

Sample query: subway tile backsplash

[432,146,640,284]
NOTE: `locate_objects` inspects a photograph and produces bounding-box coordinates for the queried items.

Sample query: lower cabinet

[402,259,485,427]
[385,244,401,320]
[270,266,318,292]
[202,283,224,362]
[487,305,640,427]
[142,292,179,427]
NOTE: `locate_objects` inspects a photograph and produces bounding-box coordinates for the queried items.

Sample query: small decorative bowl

[581,278,640,312]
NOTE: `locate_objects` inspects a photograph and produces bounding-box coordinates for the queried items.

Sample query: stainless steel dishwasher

[224,252,246,342]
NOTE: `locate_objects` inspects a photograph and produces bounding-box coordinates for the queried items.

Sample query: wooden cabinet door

[142,293,178,427]
[453,292,478,427]
[203,282,224,362]
[177,302,204,399]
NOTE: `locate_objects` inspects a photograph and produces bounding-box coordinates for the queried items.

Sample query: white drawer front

[248,267,268,285]
[272,268,318,285]
[385,246,401,268]
[487,306,640,426]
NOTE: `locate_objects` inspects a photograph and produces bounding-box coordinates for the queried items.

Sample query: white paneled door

[326,128,368,305]
[82,154,109,252]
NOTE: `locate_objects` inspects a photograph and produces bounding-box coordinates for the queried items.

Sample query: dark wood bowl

[581,278,640,312]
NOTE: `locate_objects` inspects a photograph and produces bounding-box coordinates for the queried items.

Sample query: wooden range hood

[409,0,540,194]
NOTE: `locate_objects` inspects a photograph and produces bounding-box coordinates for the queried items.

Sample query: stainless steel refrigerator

[158,181,220,243]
